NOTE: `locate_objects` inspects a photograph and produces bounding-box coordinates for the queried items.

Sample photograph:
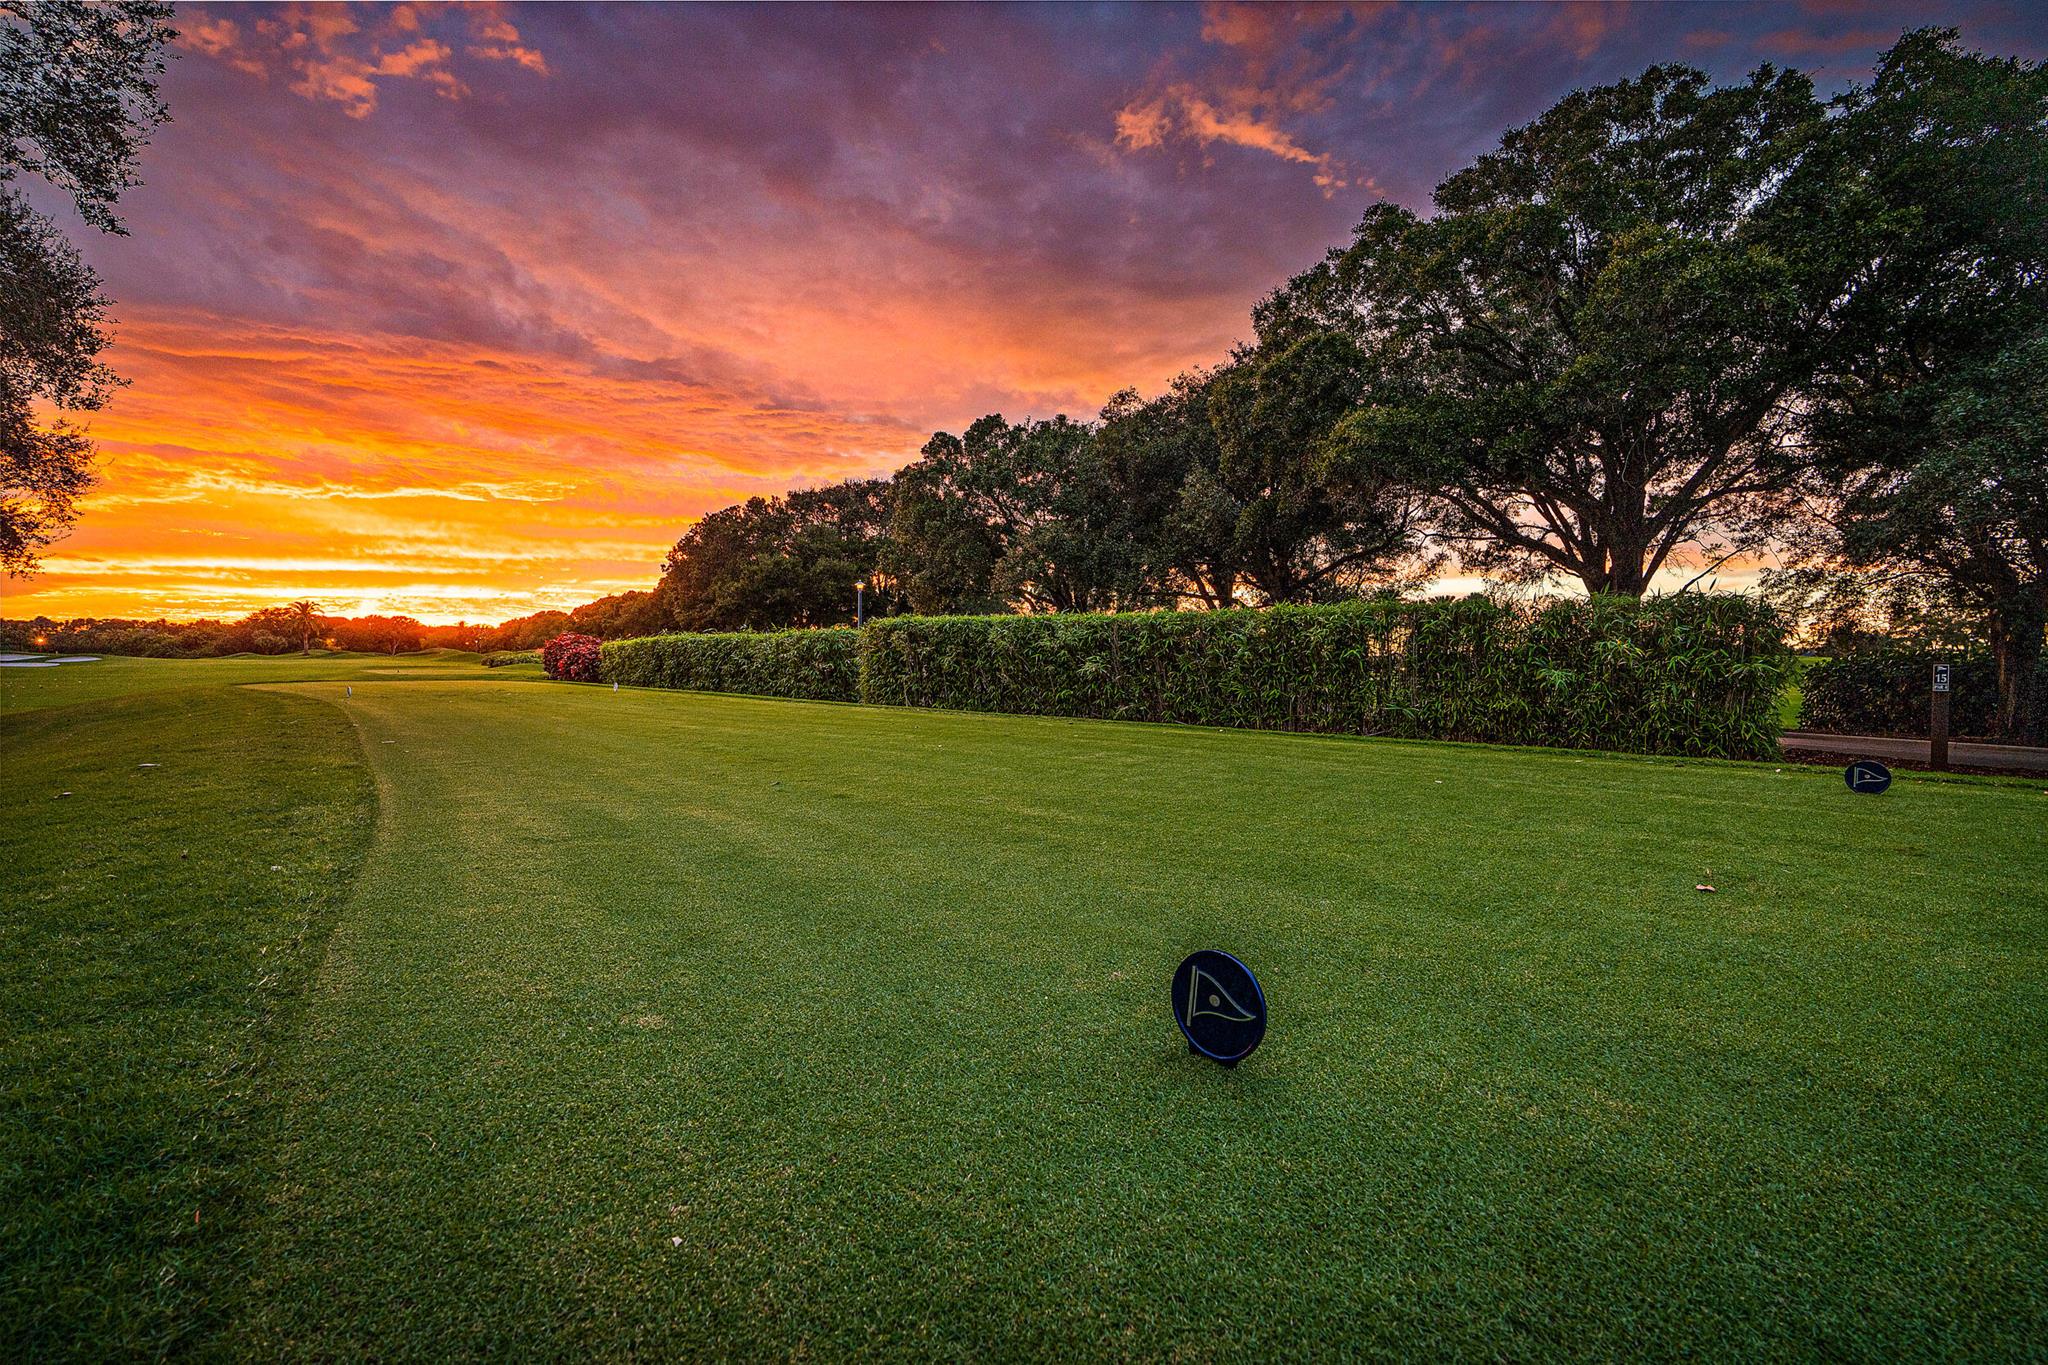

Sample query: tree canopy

[1794,30,2048,741]
[659,479,897,630]
[1263,61,1841,597]
[0,0,173,574]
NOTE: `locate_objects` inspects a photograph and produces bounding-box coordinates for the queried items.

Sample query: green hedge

[859,596,1789,758]
[597,596,1791,759]
[1799,650,2004,737]
[601,628,861,702]
[855,603,1409,732]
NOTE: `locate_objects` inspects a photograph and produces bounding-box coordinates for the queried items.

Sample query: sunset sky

[12,0,2044,625]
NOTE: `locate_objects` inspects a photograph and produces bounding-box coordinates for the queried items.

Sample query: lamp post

[854,580,866,628]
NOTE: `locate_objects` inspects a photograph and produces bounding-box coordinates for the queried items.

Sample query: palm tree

[290,600,320,655]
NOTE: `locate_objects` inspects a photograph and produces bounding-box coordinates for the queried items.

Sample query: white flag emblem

[1188,967,1256,1023]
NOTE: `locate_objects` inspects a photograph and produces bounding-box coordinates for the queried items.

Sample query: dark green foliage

[1799,650,2020,737]
[486,609,573,651]
[1771,32,2048,741]
[1272,60,1833,598]
[0,609,446,656]
[1096,373,1241,609]
[659,480,897,631]
[1185,344,1426,605]
[857,603,1412,733]
[601,596,1790,759]
[858,595,1788,758]
[883,413,1141,614]
[568,589,666,640]
[0,196,101,572]
[481,649,541,668]
[601,627,861,702]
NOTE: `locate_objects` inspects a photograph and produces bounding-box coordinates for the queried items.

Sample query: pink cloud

[1114,4,1361,193]
[1753,27,1899,59]
[182,2,543,117]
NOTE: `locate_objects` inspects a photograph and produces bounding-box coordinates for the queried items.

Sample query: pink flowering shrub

[541,632,604,683]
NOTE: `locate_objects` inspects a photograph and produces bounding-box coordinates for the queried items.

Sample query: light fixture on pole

[854,580,866,627]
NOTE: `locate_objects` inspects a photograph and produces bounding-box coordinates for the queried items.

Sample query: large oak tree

[1095,344,1428,611]
[1799,32,2048,741]
[1271,60,1841,597]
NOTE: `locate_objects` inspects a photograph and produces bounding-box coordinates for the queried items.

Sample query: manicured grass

[4,659,2045,1357]
[0,648,528,715]
[1777,654,1821,730]
[0,684,375,1356]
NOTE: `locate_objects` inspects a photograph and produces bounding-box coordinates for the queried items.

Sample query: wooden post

[1930,661,1951,772]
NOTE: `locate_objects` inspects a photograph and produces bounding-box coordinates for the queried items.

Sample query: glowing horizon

[7,1,2038,626]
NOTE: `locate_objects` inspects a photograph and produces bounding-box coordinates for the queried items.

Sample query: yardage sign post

[1930,662,1951,772]
[1172,950,1266,1067]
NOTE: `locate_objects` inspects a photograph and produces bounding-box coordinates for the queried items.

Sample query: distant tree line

[3,608,429,657]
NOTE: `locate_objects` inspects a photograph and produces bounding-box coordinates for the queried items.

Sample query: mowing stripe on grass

[0,685,377,1358]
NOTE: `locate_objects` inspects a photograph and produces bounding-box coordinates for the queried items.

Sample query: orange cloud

[1113,3,1359,193]
[10,258,1234,622]
[466,10,549,75]
[176,2,543,118]
[1116,83,1351,195]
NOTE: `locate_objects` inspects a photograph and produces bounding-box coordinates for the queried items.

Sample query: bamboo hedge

[595,595,1792,759]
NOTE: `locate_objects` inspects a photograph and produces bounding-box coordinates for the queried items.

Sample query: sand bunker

[0,654,100,668]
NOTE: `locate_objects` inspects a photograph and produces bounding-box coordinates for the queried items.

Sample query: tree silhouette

[289,600,319,656]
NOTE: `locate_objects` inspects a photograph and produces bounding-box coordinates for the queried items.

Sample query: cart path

[1780,730,2048,773]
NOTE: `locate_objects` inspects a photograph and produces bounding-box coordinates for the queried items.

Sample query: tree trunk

[1576,549,1650,599]
[1988,590,2046,745]
[1606,559,1651,599]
